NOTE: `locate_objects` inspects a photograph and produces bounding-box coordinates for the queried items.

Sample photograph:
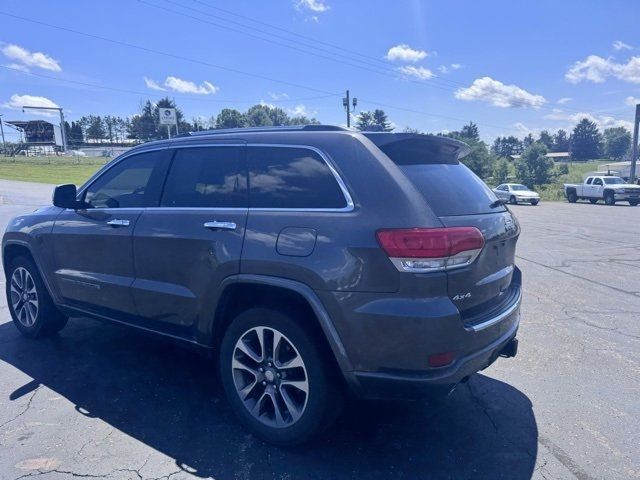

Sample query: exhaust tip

[500,338,518,358]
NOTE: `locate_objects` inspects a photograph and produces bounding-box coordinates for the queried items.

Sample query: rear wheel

[219,307,342,445]
[6,256,68,338]
[567,191,578,203]
[629,200,639,206]
[509,195,517,205]
[604,191,616,206]
[589,198,598,204]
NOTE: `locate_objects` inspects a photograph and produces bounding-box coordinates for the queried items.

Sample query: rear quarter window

[247,146,348,209]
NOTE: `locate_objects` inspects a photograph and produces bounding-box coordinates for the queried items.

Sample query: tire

[509,195,517,205]
[530,200,539,206]
[219,307,343,446]
[589,199,598,204]
[604,191,616,206]
[6,256,68,338]
[567,191,578,203]
[629,200,639,206]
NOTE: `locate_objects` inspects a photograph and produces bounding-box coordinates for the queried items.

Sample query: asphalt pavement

[0,179,638,480]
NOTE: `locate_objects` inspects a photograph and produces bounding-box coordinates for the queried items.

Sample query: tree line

[63,97,320,146]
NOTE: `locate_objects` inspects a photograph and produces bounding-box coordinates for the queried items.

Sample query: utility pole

[342,90,357,128]
[630,104,639,184]
[0,114,6,152]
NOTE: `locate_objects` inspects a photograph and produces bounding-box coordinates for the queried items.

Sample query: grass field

[0,156,107,185]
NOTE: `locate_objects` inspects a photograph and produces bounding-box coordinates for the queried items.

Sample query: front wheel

[219,307,342,445]
[604,192,616,206]
[6,256,68,338]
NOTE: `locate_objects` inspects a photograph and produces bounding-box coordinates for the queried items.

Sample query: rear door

[51,149,171,316]
[374,136,519,314]
[131,145,248,333]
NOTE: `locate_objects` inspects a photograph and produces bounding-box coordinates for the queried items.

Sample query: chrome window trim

[76,142,355,213]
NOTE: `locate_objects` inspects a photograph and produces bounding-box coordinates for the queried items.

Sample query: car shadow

[0,318,538,480]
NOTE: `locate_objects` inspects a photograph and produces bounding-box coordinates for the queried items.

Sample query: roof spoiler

[362,132,471,161]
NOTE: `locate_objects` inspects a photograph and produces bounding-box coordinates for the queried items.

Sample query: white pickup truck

[564,175,640,206]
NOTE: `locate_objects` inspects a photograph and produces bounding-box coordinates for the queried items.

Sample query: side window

[83,150,169,208]
[586,178,593,185]
[593,178,603,186]
[248,147,347,209]
[161,147,247,208]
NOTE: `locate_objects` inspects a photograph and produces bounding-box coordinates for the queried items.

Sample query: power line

[138,0,631,118]
[0,65,336,107]
[0,10,340,97]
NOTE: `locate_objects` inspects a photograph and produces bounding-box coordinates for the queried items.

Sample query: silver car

[493,183,540,205]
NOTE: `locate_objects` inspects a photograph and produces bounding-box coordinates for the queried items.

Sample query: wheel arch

[2,240,58,302]
[210,274,355,385]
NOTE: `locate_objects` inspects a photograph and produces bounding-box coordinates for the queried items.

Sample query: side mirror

[53,184,80,209]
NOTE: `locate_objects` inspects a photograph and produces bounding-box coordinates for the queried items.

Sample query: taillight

[376,227,484,273]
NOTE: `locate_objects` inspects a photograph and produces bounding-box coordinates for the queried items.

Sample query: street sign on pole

[159,108,177,139]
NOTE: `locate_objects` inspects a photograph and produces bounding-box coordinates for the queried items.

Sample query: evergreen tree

[571,118,602,160]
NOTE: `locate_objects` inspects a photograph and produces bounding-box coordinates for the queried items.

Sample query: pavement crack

[15,469,104,479]
[0,384,41,430]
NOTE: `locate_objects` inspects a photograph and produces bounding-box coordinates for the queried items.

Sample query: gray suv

[2,126,521,445]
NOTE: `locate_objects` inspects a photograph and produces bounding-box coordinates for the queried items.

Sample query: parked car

[493,183,540,205]
[564,175,640,206]
[3,126,521,445]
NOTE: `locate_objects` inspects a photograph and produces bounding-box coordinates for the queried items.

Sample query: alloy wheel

[231,326,309,428]
[9,267,39,327]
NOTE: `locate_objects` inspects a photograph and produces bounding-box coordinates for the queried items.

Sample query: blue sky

[1,0,639,142]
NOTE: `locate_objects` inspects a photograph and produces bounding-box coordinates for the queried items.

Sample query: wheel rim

[9,267,39,327]
[231,326,309,428]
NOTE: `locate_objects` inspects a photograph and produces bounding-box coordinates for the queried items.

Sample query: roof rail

[182,124,348,137]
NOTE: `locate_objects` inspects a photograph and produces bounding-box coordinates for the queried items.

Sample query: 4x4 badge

[452,292,472,301]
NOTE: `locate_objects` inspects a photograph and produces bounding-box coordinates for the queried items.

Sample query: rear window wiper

[490,199,508,208]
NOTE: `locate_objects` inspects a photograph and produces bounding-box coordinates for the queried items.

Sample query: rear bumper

[351,316,519,399]
[328,272,522,400]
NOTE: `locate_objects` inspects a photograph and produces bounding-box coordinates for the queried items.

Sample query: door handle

[204,221,237,230]
[107,219,130,227]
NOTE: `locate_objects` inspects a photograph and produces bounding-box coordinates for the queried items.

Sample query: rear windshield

[377,140,504,216]
[511,184,528,191]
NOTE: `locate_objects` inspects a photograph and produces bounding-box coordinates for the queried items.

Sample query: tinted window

[593,178,603,186]
[84,150,168,208]
[586,178,593,185]
[377,140,504,216]
[248,147,347,209]
[161,147,247,208]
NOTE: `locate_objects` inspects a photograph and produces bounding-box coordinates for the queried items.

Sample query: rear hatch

[367,133,520,316]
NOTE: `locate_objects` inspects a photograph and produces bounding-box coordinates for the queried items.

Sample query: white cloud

[144,77,167,91]
[438,63,463,74]
[454,77,547,108]
[565,55,640,84]
[289,104,316,117]
[295,0,329,13]
[144,76,219,95]
[3,94,60,116]
[625,96,639,106]
[613,40,632,51]
[385,44,428,63]
[0,43,61,72]
[544,109,633,131]
[513,122,537,137]
[398,65,434,80]
[557,97,572,105]
[4,63,30,73]
[268,92,289,100]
